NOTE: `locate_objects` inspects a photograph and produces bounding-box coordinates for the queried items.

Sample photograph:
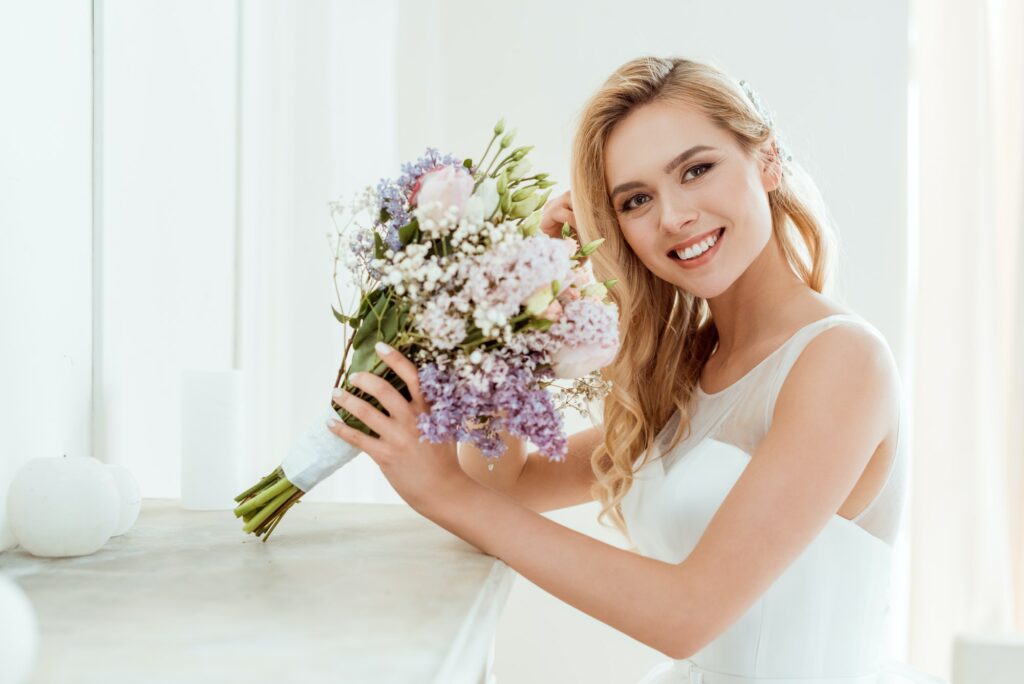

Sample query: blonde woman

[328,56,947,683]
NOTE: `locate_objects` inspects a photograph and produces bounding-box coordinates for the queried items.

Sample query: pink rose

[557,286,581,305]
[551,341,618,379]
[413,166,475,224]
[408,165,445,207]
[539,299,563,322]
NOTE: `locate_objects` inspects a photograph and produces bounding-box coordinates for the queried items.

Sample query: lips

[666,227,725,258]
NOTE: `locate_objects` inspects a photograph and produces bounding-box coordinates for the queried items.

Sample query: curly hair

[570,56,838,541]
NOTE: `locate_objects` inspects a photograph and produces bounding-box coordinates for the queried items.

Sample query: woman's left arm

[328,331,895,661]
[328,343,696,658]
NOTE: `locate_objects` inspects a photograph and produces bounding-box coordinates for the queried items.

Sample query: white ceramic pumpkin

[6,456,120,557]
[104,463,141,536]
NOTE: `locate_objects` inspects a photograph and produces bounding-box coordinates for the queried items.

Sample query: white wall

[0,0,93,550]
[96,0,239,496]
[393,0,912,680]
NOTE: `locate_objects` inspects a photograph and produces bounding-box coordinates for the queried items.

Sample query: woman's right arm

[457,425,603,513]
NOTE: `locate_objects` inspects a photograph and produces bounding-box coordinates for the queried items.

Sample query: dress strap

[760,313,884,434]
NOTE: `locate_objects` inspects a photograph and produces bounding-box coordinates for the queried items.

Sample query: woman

[327,56,947,683]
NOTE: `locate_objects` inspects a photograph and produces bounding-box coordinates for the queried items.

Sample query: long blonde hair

[572,56,838,541]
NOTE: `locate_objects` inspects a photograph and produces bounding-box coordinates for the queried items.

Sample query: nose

[659,192,699,236]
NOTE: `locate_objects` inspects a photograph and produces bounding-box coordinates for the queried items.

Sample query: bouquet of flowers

[233,119,619,541]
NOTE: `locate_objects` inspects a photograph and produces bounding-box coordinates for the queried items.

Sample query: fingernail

[332,388,343,398]
[326,418,339,427]
[374,341,392,355]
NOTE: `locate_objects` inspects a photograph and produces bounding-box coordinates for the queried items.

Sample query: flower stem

[234,477,292,518]
[243,486,296,534]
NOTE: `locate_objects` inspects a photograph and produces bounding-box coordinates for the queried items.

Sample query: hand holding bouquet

[233,120,619,540]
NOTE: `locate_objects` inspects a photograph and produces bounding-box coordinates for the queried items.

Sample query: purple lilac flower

[415,350,568,461]
[348,226,384,281]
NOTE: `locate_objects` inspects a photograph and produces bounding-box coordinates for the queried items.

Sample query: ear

[760,139,783,193]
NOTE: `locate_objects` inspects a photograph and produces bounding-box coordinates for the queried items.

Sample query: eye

[619,162,715,213]
[684,162,713,181]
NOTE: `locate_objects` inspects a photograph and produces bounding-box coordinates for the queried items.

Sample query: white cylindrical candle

[179,369,244,511]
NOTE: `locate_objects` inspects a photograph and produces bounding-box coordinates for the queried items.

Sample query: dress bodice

[619,314,947,684]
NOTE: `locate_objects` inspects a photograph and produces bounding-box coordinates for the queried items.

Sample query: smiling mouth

[667,227,725,259]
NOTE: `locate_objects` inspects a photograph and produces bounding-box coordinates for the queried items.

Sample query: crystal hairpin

[738,79,794,165]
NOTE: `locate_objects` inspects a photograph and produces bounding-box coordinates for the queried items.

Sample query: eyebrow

[609,145,717,201]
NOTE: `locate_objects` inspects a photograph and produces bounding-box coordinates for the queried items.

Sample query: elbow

[660,640,694,662]
[649,620,698,661]
[656,615,708,661]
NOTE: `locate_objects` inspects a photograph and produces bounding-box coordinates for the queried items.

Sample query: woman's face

[604,100,780,298]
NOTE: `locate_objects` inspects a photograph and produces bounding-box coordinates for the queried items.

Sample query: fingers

[326,418,377,459]
[372,342,425,409]
[540,190,577,238]
[331,385,393,437]
[346,370,412,422]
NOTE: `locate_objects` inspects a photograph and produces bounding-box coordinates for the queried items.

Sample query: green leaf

[526,318,554,331]
[398,218,419,246]
[349,343,379,376]
[331,305,351,325]
[380,304,400,342]
[352,293,390,349]
[379,208,391,223]
[373,231,385,260]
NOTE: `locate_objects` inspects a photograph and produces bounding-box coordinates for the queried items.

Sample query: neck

[705,233,810,358]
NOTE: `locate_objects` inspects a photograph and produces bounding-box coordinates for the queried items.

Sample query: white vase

[281,404,362,492]
[179,369,244,511]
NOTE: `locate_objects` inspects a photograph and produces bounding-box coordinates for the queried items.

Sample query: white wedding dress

[620,314,948,684]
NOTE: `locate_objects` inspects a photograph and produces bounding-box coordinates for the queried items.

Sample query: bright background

[1,1,1022,682]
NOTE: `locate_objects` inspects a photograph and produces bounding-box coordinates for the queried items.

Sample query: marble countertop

[0,498,516,684]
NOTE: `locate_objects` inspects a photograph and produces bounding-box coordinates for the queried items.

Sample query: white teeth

[674,229,720,261]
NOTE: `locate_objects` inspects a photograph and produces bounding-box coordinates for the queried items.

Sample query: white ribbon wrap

[280,404,362,492]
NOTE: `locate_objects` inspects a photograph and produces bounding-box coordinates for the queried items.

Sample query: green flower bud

[501,191,513,215]
[500,128,517,148]
[494,118,506,135]
[497,173,508,195]
[511,185,536,202]
[535,172,549,180]
[581,282,608,298]
[604,278,620,289]
[551,279,560,295]
[508,158,533,181]
[537,179,556,189]
[561,222,572,238]
[580,237,605,256]
[523,287,554,316]
[535,187,553,208]
[510,193,543,219]
[520,210,542,236]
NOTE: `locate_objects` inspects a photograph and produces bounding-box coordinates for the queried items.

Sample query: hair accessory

[738,79,794,166]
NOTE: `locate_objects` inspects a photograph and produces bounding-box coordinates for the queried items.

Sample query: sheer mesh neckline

[697,313,859,398]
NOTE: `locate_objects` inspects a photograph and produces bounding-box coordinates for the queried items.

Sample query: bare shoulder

[773,318,899,443]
